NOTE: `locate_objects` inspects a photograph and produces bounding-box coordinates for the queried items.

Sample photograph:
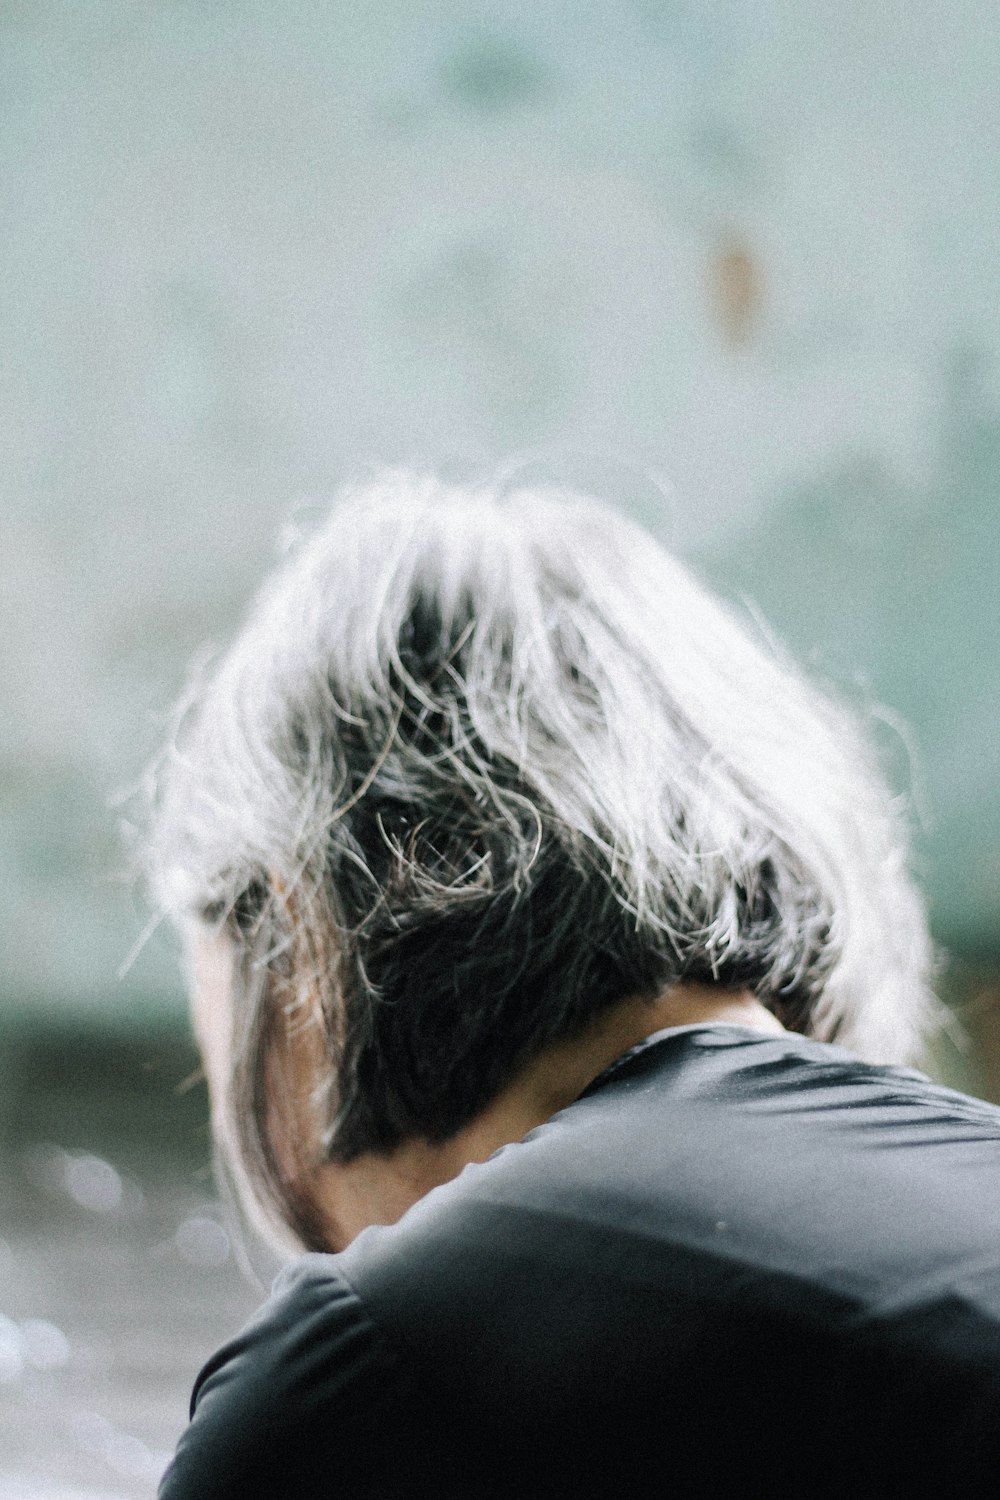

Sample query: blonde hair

[144,473,935,1250]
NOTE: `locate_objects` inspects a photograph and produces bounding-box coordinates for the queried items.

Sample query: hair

[143,471,935,1251]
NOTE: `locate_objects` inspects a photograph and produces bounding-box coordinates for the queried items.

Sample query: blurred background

[1,2,998,1495]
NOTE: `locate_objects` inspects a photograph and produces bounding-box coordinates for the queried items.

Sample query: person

[147,474,1000,1498]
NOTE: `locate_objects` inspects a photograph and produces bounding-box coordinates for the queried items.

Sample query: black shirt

[160,1026,1000,1498]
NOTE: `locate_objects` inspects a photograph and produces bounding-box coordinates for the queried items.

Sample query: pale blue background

[1,0,997,1021]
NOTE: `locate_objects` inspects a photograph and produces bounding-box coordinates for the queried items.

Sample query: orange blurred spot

[710,240,762,347]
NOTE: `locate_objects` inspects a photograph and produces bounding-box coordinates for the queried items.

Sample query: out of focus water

[0,1032,261,1499]
[0,990,994,1498]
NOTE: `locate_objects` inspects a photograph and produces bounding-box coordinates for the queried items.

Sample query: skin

[187,925,785,1252]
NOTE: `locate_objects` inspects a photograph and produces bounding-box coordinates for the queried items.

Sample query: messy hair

[144,473,934,1250]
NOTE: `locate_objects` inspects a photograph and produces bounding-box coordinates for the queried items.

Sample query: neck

[311,984,783,1251]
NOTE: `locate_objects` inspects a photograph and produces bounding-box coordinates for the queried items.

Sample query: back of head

[146,472,934,1248]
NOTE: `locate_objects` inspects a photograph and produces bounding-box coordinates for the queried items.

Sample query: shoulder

[159,1260,403,1499]
[339,1030,1000,1365]
[161,1030,1000,1497]
[326,1029,1000,1367]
